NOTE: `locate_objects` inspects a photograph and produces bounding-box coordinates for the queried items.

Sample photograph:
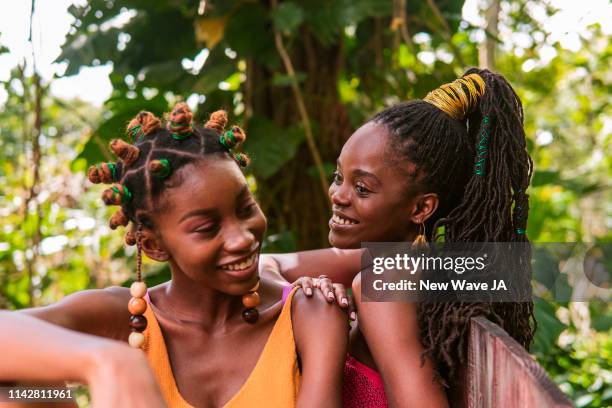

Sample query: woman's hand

[86,343,167,408]
[292,276,356,321]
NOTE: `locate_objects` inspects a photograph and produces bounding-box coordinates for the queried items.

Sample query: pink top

[343,354,389,407]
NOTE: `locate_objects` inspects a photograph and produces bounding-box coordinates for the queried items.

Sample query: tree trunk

[250,29,353,249]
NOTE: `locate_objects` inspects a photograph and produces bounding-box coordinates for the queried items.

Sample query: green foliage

[271,2,305,35]
[0,1,609,406]
[244,116,305,179]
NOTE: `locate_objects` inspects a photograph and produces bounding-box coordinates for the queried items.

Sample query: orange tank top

[141,287,301,407]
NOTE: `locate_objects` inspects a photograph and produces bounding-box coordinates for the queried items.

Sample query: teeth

[220,253,257,271]
[332,214,357,225]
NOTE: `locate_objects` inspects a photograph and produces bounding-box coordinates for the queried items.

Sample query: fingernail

[328,291,334,299]
[306,288,313,296]
[350,311,356,320]
[341,298,348,306]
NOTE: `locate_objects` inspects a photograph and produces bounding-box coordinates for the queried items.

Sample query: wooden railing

[466,316,574,408]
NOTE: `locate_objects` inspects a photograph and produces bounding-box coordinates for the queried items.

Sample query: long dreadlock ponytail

[372,68,535,386]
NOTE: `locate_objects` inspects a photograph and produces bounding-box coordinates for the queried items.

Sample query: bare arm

[352,275,449,408]
[0,311,167,407]
[292,290,349,408]
[18,287,130,340]
[261,248,368,287]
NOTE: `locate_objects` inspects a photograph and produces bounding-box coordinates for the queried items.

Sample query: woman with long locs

[262,68,535,407]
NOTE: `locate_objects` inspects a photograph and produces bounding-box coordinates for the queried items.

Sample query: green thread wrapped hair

[149,159,172,179]
[110,139,140,165]
[167,102,193,140]
[233,152,250,167]
[89,105,252,247]
[473,116,490,176]
[102,184,132,206]
[220,126,246,150]
[87,162,120,184]
[126,111,162,143]
[204,111,250,168]
[127,124,144,143]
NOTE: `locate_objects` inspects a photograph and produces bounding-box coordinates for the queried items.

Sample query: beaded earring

[127,224,148,348]
[241,279,261,324]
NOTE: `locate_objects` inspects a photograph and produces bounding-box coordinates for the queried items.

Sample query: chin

[328,231,360,249]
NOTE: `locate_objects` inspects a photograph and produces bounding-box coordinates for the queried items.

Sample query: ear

[410,193,439,224]
[139,229,170,262]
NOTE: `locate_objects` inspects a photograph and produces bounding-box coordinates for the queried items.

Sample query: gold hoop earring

[412,221,427,249]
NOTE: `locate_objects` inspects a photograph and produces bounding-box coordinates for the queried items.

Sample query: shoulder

[350,273,419,346]
[290,288,348,347]
[290,288,348,406]
[291,288,345,321]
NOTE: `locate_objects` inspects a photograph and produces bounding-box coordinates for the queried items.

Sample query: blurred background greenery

[0,0,609,406]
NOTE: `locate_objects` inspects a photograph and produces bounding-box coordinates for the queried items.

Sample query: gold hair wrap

[423,73,486,121]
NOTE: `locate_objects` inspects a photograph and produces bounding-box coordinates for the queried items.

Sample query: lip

[217,247,260,280]
[217,253,259,280]
[329,210,360,231]
[329,218,360,232]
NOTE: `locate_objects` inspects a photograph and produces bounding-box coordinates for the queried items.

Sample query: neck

[154,268,245,329]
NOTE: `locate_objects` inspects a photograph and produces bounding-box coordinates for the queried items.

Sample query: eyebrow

[336,160,381,184]
[353,169,381,185]
[178,185,250,223]
[179,208,216,223]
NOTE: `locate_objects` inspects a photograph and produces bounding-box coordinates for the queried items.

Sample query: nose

[329,182,350,207]
[223,220,257,254]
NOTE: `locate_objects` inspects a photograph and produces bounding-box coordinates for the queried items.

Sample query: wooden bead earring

[241,279,261,324]
[128,224,148,348]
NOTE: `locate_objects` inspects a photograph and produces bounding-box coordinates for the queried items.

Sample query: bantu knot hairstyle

[204,110,228,133]
[87,103,251,246]
[372,68,534,388]
[126,111,162,143]
[205,111,250,168]
[102,184,132,205]
[109,208,129,230]
[167,102,193,140]
[87,162,122,184]
[125,224,137,246]
[110,139,140,166]
[148,159,172,179]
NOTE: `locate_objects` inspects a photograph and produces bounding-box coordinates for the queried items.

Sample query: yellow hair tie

[423,73,486,121]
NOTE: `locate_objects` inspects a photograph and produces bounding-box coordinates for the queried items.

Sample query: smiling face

[142,157,266,295]
[328,122,427,249]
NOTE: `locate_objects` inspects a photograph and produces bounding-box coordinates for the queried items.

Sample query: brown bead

[128,297,147,315]
[242,308,259,324]
[242,292,260,309]
[129,315,148,332]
